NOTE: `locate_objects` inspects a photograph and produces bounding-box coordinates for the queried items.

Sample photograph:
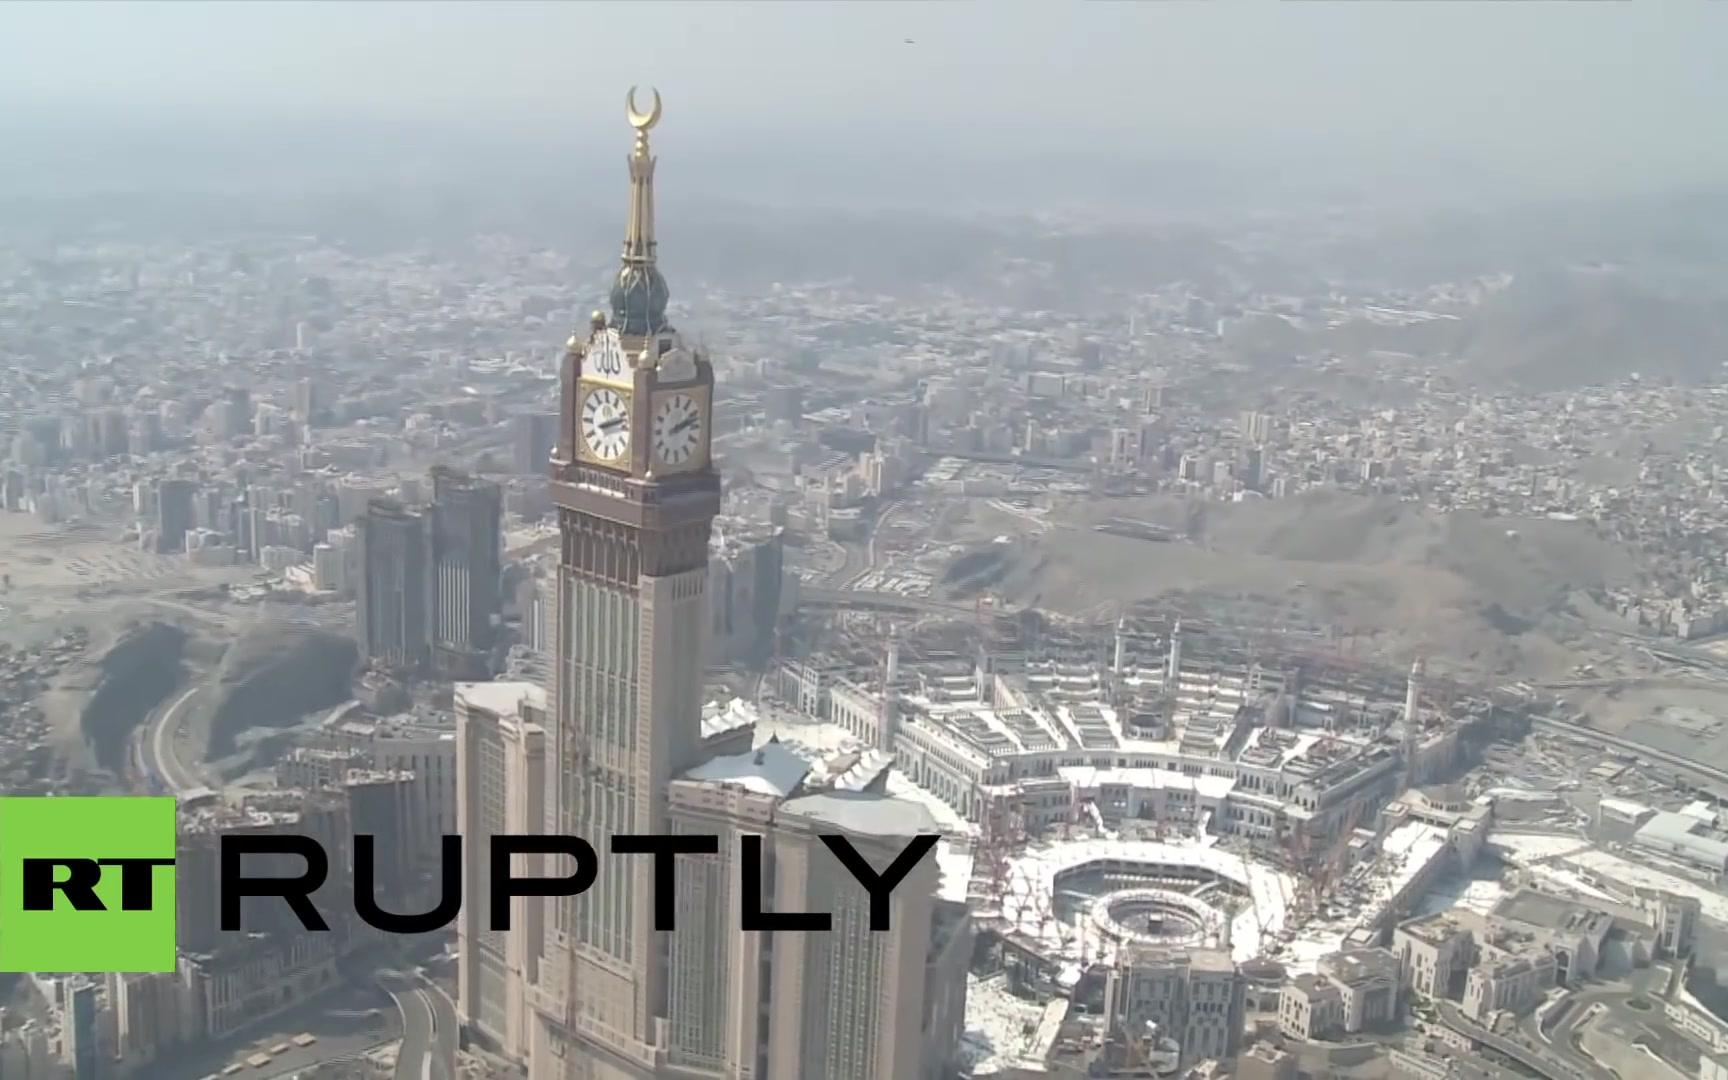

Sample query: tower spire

[611,86,671,337]
[623,86,661,268]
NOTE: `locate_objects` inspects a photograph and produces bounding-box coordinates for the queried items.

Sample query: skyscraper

[156,478,196,554]
[430,466,503,678]
[663,755,968,1080]
[356,498,432,671]
[514,412,561,476]
[65,978,97,1080]
[456,681,549,1062]
[706,523,785,670]
[526,88,960,1080]
[533,87,722,1080]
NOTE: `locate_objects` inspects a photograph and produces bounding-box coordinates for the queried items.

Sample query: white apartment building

[663,743,970,1080]
[455,681,549,1064]
[1462,947,1555,1022]
[1392,914,1474,1001]
[1278,975,1343,1041]
[1106,946,1245,1066]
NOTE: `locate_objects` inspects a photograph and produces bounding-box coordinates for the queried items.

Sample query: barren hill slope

[971,491,1636,678]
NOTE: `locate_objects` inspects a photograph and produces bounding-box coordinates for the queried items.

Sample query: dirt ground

[944,490,1642,681]
[1564,682,1728,770]
[0,513,250,646]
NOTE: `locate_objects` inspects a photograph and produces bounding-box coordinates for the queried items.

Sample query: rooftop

[454,680,547,720]
[1321,947,1399,988]
[702,696,760,740]
[1398,911,1473,946]
[1493,888,1615,940]
[1289,973,1341,999]
[780,790,940,838]
[683,740,810,799]
[1635,809,1728,864]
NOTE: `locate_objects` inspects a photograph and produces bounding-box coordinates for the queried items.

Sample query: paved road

[1532,715,1728,790]
[1525,970,1669,1080]
[141,684,203,793]
[864,498,908,573]
[1439,1000,1599,1080]
[383,971,457,1080]
[427,974,458,1080]
[134,596,240,626]
[136,982,395,1080]
[827,540,869,588]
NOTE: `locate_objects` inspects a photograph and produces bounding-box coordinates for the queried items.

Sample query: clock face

[581,386,631,462]
[653,392,703,467]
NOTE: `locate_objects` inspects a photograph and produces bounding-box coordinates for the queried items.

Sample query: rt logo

[0,797,177,973]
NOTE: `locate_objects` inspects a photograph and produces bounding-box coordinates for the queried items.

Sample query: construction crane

[975,789,1026,914]
[1311,795,1368,898]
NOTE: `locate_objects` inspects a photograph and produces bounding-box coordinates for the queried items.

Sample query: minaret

[879,622,901,751]
[885,621,901,690]
[1405,656,1424,729]
[1113,616,1128,675]
[1403,656,1424,785]
[1166,618,1183,686]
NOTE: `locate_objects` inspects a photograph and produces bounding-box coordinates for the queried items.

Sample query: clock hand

[670,415,699,436]
[599,415,626,432]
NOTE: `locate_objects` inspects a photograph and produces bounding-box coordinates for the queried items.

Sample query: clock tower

[539,87,721,1079]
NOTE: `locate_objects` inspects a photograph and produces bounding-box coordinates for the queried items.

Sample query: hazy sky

[3,1,1726,205]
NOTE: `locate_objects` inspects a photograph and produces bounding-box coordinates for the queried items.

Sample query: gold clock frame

[577,383,634,467]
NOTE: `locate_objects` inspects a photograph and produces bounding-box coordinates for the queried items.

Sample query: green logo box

[0,797,177,973]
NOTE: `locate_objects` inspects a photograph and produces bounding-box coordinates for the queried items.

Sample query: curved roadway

[382,971,457,1080]
[136,684,205,794]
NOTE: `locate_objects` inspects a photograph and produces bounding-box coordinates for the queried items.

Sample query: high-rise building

[111,965,194,1066]
[456,682,549,1063]
[1239,445,1265,491]
[357,498,432,671]
[1142,381,1166,412]
[664,752,965,1080]
[174,793,352,1041]
[343,770,420,922]
[521,572,557,691]
[763,385,803,426]
[513,412,561,476]
[293,377,325,426]
[533,88,724,1080]
[64,978,98,1080]
[155,478,196,554]
[430,466,503,678]
[529,88,957,1080]
[1105,947,1245,1067]
[1240,410,1274,446]
[706,523,785,670]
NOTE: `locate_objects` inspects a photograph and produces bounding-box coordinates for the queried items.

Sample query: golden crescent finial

[626,86,663,132]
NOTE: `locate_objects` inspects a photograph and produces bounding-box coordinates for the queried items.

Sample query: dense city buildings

[3,52,1728,1080]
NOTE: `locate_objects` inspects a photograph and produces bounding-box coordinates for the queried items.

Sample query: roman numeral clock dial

[581,386,631,462]
[653,392,703,469]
